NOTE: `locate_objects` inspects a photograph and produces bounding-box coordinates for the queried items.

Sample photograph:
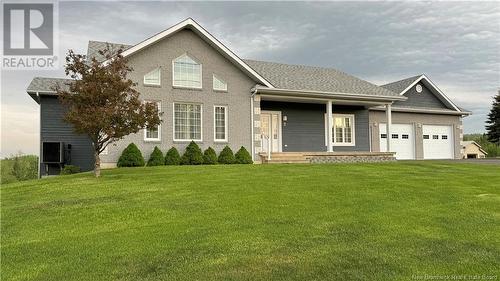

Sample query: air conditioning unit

[42,142,64,163]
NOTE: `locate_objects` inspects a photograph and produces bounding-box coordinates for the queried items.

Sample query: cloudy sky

[1,1,499,157]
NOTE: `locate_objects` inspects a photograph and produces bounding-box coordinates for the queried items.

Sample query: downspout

[37,92,41,179]
[250,95,254,162]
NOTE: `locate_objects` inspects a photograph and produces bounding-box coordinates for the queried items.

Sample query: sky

[1,1,499,157]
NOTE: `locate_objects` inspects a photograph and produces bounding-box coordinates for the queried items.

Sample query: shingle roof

[87,41,132,62]
[381,75,422,94]
[243,59,399,97]
[27,77,72,93]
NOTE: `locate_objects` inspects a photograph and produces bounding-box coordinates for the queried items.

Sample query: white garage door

[423,125,454,159]
[379,123,415,160]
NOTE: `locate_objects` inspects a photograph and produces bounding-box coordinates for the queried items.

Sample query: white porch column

[386,103,392,151]
[326,100,333,152]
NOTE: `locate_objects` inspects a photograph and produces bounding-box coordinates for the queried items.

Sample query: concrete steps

[259,152,309,164]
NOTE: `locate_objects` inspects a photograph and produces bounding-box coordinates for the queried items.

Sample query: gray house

[26,18,470,174]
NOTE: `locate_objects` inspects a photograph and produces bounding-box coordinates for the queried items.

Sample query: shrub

[181,141,204,165]
[235,146,253,164]
[165,147,181,165]
[60,165,81,175]
[2,154,39,183]
[203,147,218,164]
[117,143,145,167]
[218,146,235,164]
[147,146,164,166]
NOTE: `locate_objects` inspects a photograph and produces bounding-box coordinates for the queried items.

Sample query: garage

[423,125,454,159]
[379,123,415,160]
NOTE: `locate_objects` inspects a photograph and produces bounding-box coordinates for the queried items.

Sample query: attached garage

[379,123,415,160]
[422,125,454,159]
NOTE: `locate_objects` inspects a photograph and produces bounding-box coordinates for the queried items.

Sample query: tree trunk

[94,151,101,177]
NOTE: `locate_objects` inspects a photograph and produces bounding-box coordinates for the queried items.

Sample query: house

[26,18,470,175]
[462,141,487,159]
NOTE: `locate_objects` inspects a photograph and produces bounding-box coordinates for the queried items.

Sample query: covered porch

[251,87,405,163]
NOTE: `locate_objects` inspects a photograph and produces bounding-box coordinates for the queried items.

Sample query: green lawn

[1,162,499,281]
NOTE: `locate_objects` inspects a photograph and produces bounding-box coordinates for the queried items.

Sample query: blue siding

[395,83,449,109]
[260,101,370,152]
[40,96,94,175]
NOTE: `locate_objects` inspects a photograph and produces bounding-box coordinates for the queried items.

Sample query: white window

[213,75,227,91]
[173,103,202,141]
[214,106,228,142]
[332,114,355,146]
[144,101,161,141]
[143,68,161,86]
[172,54,202,89]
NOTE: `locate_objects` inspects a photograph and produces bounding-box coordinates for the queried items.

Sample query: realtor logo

[3,3,53,55]
[2,2,58,69]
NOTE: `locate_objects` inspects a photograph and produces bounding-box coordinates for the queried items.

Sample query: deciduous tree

[56,46,160,177]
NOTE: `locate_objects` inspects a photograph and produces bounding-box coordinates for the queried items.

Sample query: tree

[486,90,500,145]
[56,46,160,177]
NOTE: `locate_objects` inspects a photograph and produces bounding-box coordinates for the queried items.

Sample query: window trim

[172,102,203,142]
[172,53,203,89]
[143,67,161,86]
[324,113,356,147]
[212,74,228,92]
[144,101,161,142]
[213,105,228,142]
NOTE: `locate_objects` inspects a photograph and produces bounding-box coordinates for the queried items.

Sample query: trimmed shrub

[235,146,253,164]
[218,146,235,164]
[147,146,164,166]
[203,147,218,164]
[165,147,181,165]
[60,165,81,175]
[181,141,204,165]
[117,143,145,167]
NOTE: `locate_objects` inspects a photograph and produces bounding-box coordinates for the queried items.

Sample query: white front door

[423,125,454,159]
[261,111,282,153]
[379,123,415,160]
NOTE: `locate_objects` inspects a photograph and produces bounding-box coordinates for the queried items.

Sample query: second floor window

[173,54,202,89]
[213,75,227,91]
[144,68,161,86]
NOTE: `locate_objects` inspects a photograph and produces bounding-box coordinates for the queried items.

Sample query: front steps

[259,152,396,164]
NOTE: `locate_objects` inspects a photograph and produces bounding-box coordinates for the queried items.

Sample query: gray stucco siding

[100,29,256,164]
[40,96,94,174]
[394,83,449,109]
[260,101,370,152]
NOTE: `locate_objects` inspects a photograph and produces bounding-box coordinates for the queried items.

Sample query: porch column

[326,100,333,152]
[386,103,392,151]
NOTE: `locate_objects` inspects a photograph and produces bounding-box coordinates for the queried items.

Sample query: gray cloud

[1,1,498,157]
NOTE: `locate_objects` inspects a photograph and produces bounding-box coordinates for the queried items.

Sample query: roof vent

[416,84,423,93]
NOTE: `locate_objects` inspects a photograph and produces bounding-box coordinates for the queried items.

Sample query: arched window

[172,54,202,88]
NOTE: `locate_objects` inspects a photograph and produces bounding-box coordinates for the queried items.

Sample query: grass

[1,162,499,280]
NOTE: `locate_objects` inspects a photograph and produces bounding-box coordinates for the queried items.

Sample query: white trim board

[104,18,274,88]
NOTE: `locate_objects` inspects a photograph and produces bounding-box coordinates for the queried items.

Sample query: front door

[261,111,282,153]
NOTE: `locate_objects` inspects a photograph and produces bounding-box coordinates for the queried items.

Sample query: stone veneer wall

[253,94,262,162]
[308,155,396,164]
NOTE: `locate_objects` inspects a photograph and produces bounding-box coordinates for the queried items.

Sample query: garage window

[391,134,399,139]
[402,134,409,139]
[380,134,387,139]
[433,135,439,140]
[442,135,448,140]
[423,135,430,139]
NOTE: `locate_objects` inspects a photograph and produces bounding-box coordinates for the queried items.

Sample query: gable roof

[27,77,71,93]
[244,59,400,98]
[381,75,422,94]
[462,141,488,154]
[87,41,132,63]
[101,18,274,88]
[382,74,461,112]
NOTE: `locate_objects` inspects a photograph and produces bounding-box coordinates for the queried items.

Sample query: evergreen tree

[486,90,500,145]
